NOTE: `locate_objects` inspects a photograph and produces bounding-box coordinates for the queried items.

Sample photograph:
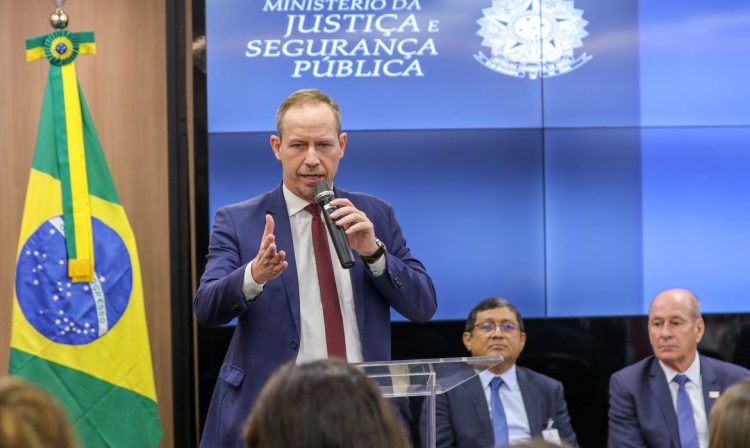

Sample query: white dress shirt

[241,185,385,363]
[479,365,532,445]
[659,354,708,448]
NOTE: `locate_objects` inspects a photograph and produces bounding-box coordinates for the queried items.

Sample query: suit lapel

[647,358,681,447]
[517,368,542,436]
[350,263,366,353]
[465,376,495,442]
[335,188,367,353]
[268,185,301,338]
[700,355,720,415]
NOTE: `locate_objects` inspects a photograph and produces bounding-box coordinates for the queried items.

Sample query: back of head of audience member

[243,358,409,448]
[708,377,750,448]
[0,376,78,448]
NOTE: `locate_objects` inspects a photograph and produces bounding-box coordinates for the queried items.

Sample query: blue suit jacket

[423,365,578,448]
[608,354,750,448]
[193,184,437,448]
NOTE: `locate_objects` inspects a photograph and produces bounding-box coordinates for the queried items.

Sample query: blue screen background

[206,0,750,319]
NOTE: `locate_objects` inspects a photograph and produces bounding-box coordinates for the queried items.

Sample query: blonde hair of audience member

[0,376,78,448]
[708,377,750,448]
[243,358,409,448]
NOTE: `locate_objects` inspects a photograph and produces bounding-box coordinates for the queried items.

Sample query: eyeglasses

[473,322,520,335]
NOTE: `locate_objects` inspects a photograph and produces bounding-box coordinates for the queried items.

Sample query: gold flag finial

[50,7,69,29]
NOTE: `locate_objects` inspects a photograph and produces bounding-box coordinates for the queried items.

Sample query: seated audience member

[708,377,750,448]
[242,358,409,448]
[609,288,750,448]
[0,376,78,448]
[422,297,577,448]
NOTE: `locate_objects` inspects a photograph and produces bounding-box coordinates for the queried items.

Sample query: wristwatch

[360,238,386,264]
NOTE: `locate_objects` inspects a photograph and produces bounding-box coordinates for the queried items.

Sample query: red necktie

[304,204,347,359]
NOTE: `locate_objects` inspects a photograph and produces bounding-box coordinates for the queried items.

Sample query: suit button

[290,340,299,350]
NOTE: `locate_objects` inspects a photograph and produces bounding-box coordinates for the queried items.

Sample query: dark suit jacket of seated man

[193,89,437,448]
[608,288,750,448]
[421,298,577,448]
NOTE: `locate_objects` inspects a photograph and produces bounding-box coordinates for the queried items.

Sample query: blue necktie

[490,377,509,447]
[674,374,699,448]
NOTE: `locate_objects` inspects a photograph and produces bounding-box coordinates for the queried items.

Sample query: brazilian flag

[9,30,163,447]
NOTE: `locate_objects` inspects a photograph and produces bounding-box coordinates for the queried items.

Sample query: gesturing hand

[251,214,288,284]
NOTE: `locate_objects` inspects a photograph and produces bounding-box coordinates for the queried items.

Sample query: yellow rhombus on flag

[10,29,163,447]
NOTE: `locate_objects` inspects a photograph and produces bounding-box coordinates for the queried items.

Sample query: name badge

[542,418,562,445]
[542,429,562,445]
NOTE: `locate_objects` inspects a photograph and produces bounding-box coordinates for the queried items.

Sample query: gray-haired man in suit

[609,288,750,448]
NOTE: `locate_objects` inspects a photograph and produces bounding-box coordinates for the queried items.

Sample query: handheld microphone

[314,180,355,269]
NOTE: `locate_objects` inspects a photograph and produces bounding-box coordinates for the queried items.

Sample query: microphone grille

[314,180,333,201]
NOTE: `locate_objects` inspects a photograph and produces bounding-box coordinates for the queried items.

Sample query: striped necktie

[674,374,699,448]
[490,376,509,447]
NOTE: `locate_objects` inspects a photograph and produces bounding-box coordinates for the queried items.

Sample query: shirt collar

[282,183,313,217]
[479,363,520,391]
[659,352,702,385]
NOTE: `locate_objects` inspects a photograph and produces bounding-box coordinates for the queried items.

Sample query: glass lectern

[355,355,504,448]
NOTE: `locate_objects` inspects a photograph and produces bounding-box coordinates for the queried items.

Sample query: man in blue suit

[422,298,577,447]
[609,288,750,448]
[193,89,437,448]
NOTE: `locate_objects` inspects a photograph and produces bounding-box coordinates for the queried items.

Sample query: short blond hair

[275,89,342,139]
[0,376,78,448]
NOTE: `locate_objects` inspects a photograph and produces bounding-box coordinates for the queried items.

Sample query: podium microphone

[314,180,355,269]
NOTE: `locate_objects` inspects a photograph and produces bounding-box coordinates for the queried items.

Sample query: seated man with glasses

[422,297,577,447]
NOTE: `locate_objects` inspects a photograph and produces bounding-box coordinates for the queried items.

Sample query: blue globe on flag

[15,216,133,345]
